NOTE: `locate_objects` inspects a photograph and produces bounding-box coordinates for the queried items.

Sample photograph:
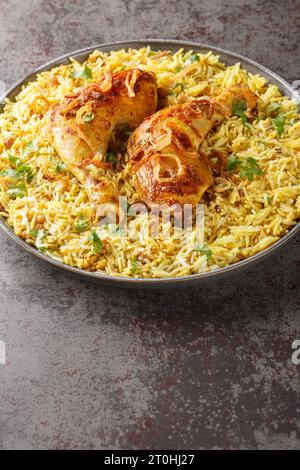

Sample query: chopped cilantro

[16,163,31,173]
[88,230,103,254]
[8,154,20,166]
[0,168,22,179]
[72,66,92,80]
[56,161,66,173]
[16,163,35,182]
[26,169,35,183]
[76,215,89,233]
[245,157,258,166]
[7,182,26,199]
[195,243,212,261]
[131,256,138,272]
[227,155,263,180]
[188,54,200,64]
[232,99,248,122]
[1,162,34,182]
[240,166,263,180]
[174,65,181,73]
[227,155,242,171]
[23,140,38,156]
[29,228,38,239]
[239,157,263,181]
[273,115,285,137]
[25,141,36,150]
[35,229,47,252]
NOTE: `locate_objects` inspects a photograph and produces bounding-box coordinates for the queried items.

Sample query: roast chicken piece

[48,69,157,213]
[128,84,257,207]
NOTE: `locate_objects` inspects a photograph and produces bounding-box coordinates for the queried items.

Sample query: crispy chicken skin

[128,84,258,207]
[47,69,157,211]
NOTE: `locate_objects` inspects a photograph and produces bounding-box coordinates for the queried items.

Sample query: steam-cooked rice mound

[0,47,299,278]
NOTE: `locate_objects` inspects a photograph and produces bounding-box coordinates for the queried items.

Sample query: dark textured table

[0,0,299,450]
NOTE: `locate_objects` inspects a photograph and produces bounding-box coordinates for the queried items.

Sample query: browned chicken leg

[47,69,157,213]
[128,84,257,207]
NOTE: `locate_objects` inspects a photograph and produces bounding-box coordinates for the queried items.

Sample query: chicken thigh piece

[128,84,257,207]
[47,69,157,211]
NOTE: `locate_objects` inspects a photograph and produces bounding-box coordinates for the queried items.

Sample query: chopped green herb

[23,140,38,156]
[232,99,248,122]
[26,169,35,183]
[0,168,22,179]
[88,230,103,254]
[76,215,89,233]
[245,157,258,166]
[72,65,92,80]
[174,65,182,73]
[131,256,138,272]
[1,163,34,182]
[25,140,37,150]
[7,182,26,199]
[16,163,35,182]
[227,155,242,171]
[240,157,263,180]
[82,112,94,123]
[195,243,212,261]
[188,54,200,64]
[227,155,263,180]
[16,163,31,173]
[240,166,263,181]
[8,154,20,166]
[273,115,285,137]
[105,152,117,166]
[35,229,46,252]
[29,228,38,239]
[56,161,66,173]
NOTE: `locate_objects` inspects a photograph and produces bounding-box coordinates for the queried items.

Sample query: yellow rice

[0,47,299,278]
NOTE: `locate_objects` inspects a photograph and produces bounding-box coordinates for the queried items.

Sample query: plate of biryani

[0,40,299,287]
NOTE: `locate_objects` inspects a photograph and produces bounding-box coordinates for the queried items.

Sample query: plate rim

[0,39,299,287]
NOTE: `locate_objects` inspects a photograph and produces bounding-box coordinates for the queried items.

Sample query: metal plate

[0,39,299,288]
